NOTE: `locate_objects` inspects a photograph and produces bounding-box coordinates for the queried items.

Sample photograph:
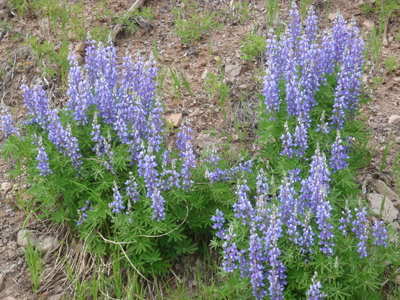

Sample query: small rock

[328,12,337,21]
[395,274,400,285]
[2,297,17,300]
[225,64,241,82]
[48,294,64,300]
[36,236,59,253]
[165,113,182,128]
[17,229,34,247]
[195,133,220,150]
[0,273,5,292]
[388,115,400,125]
[201,69,208,80]
[367,193,398,223]
[1,182,12,194]
[372,179,400,206]
[362,20,375,31]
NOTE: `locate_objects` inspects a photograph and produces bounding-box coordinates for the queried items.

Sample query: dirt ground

[0,0,399,298]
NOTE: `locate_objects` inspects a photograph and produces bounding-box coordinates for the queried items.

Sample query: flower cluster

[0,111,19,138]
[338,208,388,257]
[17,41,196,222]
[205,159,253,182]
[263,2,364,131]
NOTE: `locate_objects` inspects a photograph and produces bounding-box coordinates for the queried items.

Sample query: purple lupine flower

[331,14,349,63]
[315,199,335,255]
[288,168,301,182]
[307,274,326,300]
[330,131,349,171]
[371,220,388,247]
[316,111,330,134]
[293,117,308,157]
[264,208,286,300]
[0,112,19,137]
[301,148,334,255]
[204,148,221,166]
[304,6,318,44]
[176,126,196,189]
[150,187,165,221]
[248,225,267,300]
[288,1,301,52]
[66,54,90,124]
[338,208,352,236]
[205,159,253,182]
[221,227,241,273]
[36,138,52,176]
[211,209,226,239]
[47,110,82,168]
[90,115,113,170]
[137,145,165,220]
[125,172,140,204]
[109,183,125,214]
[21,85,51,129]
[351,207,369,257]
[233,180,254,225]
[300,147,330,214]
[256,168,269,204]
[298,212,315,254]
[280,122,295,157]
[76,200,92,225]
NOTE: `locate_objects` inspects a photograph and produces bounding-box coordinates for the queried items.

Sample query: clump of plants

[210,4,399,299]
[0,41,229,276]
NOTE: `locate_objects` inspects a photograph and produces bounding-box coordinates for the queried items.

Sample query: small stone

[165,113,182,128]
[367,193,398,223]
[48,294,64,300]
[2,297,17,300]
[1,182,12,194]
[36,236,59,253]
[0,273,5,292]
[201,69,208,80]
[388,115,400,125]
[395,275,400,285]
[225,64,241,82]
[362,20,375,31]
[328,12,337,21]
[17,229,34,247]
[372,179,400,206]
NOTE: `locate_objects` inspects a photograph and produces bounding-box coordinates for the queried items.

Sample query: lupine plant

[0,41,231,276]
[211,4,399,299]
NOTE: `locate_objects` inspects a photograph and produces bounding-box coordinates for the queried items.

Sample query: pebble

[367,193,398,223]
[388,115,400,125]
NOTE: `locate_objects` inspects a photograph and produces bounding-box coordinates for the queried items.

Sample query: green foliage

[384,56,399,73]
[173,0,219,45]
[8,0,30,15]
[265,0,279,26]
[366,26,383,65]
[204,72,230,105]
[241,33,267,61]
[2,109,233,277]
[26,36,70,83]
[115,7,154,35]
[24,243,43,292]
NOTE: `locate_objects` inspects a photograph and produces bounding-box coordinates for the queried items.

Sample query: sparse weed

[115,7,154,35]
[173,0,219,45]
[384,56,399,73]
[241,33,267,61]
[204,72,230,106]
[24,243,43,292]
[170,67,193,98]
[265,0,279,26]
